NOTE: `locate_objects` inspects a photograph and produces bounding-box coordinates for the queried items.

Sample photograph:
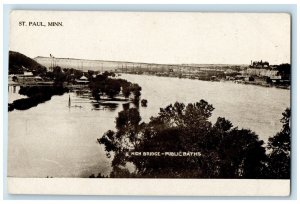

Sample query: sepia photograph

[7,10,291,195]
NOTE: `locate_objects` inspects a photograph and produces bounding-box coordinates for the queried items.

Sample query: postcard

[7,10,291,196]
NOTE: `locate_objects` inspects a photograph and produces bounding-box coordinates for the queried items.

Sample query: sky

[10,11,291,65]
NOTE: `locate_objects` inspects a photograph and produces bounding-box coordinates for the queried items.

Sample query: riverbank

[234,80,290,90]
[8,74,290,177]
[117,72,290,90]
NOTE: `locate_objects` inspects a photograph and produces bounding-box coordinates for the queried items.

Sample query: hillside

[9,51,47,75]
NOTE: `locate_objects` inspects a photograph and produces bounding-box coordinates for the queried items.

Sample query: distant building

[11,72,44,84]
[23,71,33,76]
[243,68,278,77]
[224,69,235,74]
[75,74,89,85]
[269,75,282,83]
[250,60,270,68]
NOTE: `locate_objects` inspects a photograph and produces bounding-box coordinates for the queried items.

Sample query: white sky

[10,11,290,65]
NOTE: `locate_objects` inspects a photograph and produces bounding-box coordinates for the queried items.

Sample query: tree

[131,84,142,101]
[141,99,148,107]
[104,79,121,99]
[121,85,131,98]
[89,77,141,101]
[98,100,267,178]
[277,64,291,75]
[98,107,142,171]
[266,108,291,179]
[92,88,101,101]
[50,66,67,85]
[215,127,266,178]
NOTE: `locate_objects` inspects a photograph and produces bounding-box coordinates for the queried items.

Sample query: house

[75,75,89,85]
[269,75,282,83]
[13,72,43,84]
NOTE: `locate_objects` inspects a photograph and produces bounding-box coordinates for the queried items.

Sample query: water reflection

[9,85,68,112]
[92,102,119,111]
[71,88,120,111]
[8,74,290,178]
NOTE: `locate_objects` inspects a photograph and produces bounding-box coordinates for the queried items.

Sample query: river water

[8,74,290,178]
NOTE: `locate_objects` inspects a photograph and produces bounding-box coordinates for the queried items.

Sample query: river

[8,74,290,178]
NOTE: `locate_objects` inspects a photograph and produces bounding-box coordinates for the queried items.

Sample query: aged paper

[8,10,291,196]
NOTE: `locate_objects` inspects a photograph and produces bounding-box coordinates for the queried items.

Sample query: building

[75,75,89,85]
[250,60,270,68]
[11,72,43,84]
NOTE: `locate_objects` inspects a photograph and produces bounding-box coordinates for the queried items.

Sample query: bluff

[9,51,46,75]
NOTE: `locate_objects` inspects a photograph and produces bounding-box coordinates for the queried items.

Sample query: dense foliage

[265,108,291,179]
[97,100,289,179]
[89,73,141,101]
[276,64,291,76]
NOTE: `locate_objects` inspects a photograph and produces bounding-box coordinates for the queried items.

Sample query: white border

[8,178,290,196]
[1,0,299,202]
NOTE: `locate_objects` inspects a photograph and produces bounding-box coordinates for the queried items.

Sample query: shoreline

[118,72,290,90]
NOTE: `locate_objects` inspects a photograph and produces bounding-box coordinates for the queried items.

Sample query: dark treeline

[14,60,142,102]
[89,72,141,101]
[44,67,103,84]
[9,86,68,112]
[9,50,143,111]
[9,64,142,111]
[98,100,290,179]
[275,63,291,83]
